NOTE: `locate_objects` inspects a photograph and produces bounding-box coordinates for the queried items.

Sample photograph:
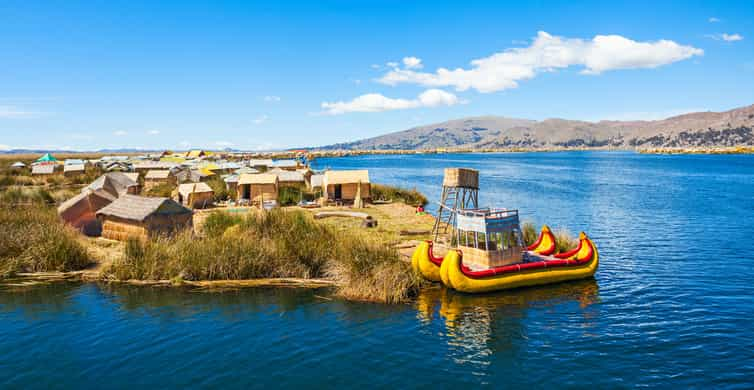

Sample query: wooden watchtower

[432,168,479,243]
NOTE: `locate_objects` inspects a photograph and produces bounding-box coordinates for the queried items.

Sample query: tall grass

[108,209,420,303]
[0,206,91,277]
[145,183,174,198]
[277,186,315,206]
[370,184,427,206]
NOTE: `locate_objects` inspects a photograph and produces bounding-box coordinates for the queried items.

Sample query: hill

[320,104,754,150]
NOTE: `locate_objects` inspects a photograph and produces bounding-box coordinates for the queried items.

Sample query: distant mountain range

[320,104,754,150]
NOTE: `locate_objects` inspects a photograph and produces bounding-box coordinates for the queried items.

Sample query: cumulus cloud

[253,114,269,124]
[378,31,703,93]
[113,130,127,136]
[402,56,423,69]
[321,89,462,115]
[263,95,281,102]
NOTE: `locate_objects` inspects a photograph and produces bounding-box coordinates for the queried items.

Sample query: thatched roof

[96,194,192,222]
[247,159,274,167]
[133,161,178,170]
[87,172,138,199]
[58,189,112,215]
[235,167,259,175]
[145,170,171,180]
[323,170,370,185]
[273,170,305,182]
[238,173,278,185]
[178,182,213,197]
[309,174,324,188]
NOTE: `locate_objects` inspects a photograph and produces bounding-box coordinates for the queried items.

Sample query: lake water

[3,152,754,388]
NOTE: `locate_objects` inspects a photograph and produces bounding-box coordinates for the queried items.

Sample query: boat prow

[411,240,444,282]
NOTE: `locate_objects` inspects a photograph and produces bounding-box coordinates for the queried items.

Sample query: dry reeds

[108,209,421,303]
[0,206,91,277]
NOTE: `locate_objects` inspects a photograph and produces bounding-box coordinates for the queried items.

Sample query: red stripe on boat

[459,241,594,279]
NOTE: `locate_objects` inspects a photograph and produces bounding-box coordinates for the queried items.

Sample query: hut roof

[309,174,324,188]
[145,170,171,180]
[58,189,112,215]
[31,164,55,175]
[87,172,138,199]
[11,162,26,168]
[133,161,178,170]
[36,153,58,163]
[63,164,86,173]
[274,170,305,182]
[247,159,274,167]
[238,173,278,185]
[220,162,242,170]
[235,167,259,175]
[178,182,214,197]
[64,159,85,165]
[323,170,370,185]
[223,174,240,183]
[272,159,298,168]
[96,194,192,222]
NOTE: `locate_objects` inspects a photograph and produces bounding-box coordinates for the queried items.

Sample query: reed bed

[0,206,91,277]
[522,221,577,253]
[108,209,420,303]
[370,184,428,206]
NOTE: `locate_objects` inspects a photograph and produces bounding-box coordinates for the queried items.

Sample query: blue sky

[0,0,752,151]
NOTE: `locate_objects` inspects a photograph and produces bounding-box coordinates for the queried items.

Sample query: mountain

[320,104,754,150]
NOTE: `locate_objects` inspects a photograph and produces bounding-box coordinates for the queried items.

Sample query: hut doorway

[241,184,250,200]
[334,184,342,199]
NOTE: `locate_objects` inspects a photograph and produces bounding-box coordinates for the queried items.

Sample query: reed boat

[440,232,598,293]
[412,207,599,293]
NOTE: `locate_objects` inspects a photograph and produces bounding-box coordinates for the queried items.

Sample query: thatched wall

[325,183,370,201]
[185,191,214,209]
[237,183,278,203]
[100,216,148,241]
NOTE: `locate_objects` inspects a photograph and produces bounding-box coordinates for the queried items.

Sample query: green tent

[36,153,58,163]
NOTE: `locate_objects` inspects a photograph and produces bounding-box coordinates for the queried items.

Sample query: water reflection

[416,280,600,367]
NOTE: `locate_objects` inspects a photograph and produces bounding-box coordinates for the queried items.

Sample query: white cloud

[706,33,744,42]
[379,31,703,93]
[113,130,127,136]
[386,61,399,68]
[402,56,423,69]
[148,130,160,135]
[0,106,35,118]
[263,95,281,102]
[253,114,269,124]
[709,17,720,23]
[321,89,462,115]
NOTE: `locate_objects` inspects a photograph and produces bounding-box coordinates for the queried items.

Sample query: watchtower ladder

[432,168,479,243]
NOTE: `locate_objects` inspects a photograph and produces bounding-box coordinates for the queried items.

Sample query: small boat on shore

[412,208,598,293]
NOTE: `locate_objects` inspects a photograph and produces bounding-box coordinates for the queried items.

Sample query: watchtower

[432,168,479,242]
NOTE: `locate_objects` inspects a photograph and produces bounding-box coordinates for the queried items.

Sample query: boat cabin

[455,208,525,269]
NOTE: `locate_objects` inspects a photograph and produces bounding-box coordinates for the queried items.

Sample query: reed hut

[237,173,278,205]
[144,170,175,191]
[322,170,370,204]
[63,159,86,176]
[87,172,139,198]
[96,195,193,241]
[271,168,306,189]
[177,182,214,209]
[58,190,113,236]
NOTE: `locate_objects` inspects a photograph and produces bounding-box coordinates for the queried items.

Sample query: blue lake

[3,152,754,387]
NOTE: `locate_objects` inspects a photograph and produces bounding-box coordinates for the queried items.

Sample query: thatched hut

[87,172,139,198]
[144,170,175,191]
[270,168,306,189]
[96,195,193,241]
[177,182,214,209]
[63,159,86,176]
[322,170,370,204]
[58,190,114,236]
[237,173,278,205]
